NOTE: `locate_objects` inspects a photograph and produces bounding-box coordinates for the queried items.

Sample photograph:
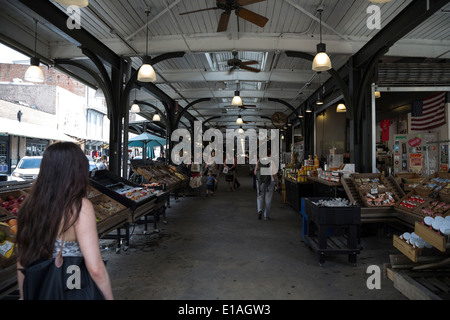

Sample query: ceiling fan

[227,50,260,74]
[179,0,269,33]
[225,104,257,110]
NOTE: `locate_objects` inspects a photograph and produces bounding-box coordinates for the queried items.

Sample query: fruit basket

[0,190,28,216]
[0,222,16,269]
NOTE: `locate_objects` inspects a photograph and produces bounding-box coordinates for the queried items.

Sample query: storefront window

[26,139,48,156]
[0,140,8,174]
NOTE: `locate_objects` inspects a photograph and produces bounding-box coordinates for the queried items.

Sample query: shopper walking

[15,142,114,300]
[223,155,235,192]
[254,149,279,220]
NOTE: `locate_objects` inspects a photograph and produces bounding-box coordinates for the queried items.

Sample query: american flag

[410,92,446,131]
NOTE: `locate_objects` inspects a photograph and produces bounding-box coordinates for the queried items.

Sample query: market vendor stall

[89,170,165,246]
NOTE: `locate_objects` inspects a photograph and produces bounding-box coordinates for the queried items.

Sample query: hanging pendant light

[231,92,243,106]
[153,113,161,121]
[54,0,89,7]
[137,8,156,82]
[312,7,332,72]
[130,100,140,112]
[236,114,243,125]
[306,105,313,113]
[231,82,243,106]
[316,92,323,105]
[130,89,140,112]
[336,103,346,113]
[238,126,244,134]
[24,19,44,83]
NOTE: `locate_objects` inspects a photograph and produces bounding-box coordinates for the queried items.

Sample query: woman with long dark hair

[15,142,113,300]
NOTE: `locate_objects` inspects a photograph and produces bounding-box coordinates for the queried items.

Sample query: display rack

[392,172,450,264]
[304,197,361,266]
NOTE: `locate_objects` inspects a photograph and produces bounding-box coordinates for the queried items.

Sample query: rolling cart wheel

[319,254,325,266]
[348,254,357,266]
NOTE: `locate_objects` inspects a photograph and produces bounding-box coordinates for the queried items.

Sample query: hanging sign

[409,153,423,173]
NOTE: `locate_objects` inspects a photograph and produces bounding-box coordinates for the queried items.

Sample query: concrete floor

[101,169,406,300]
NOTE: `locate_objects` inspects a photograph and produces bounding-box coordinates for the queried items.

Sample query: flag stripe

[411,92,446,131]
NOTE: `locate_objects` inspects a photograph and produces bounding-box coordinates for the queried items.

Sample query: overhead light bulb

[24,58,44,83]
[312,46,332,72]
[138,56,156,82]
[306,105,312,113]
[238,127,244,134]
[25,19,44,83]
[153,113,161,121]
[312,8,332,72]
[316,92,323,105]
[236,115,243,125]
[54,0,89,7]
[130,100,140,112]
[138,9,156,82]
[374,91,381,98]
[336,103,346,113]
[231,90,243,106]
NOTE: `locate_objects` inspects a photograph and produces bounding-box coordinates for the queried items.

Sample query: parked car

[10,156,42,181]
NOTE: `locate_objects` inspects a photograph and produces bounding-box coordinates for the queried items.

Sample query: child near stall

[206,170,217,197]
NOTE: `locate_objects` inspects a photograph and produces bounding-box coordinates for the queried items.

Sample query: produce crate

[88,191,131,238]
[349,173,402,208]
[393,234,422,263]
[0,190,28,216]
[0,224,16,269]
[394,190,431,218]
[414,221,447,253]
[415,172,450,197]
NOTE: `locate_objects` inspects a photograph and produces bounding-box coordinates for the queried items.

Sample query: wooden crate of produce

[0,224,16,269]
[350,173,401,207]
[415,221,447,253]
[89,192,130,238]
[0,190,27,216]
[393,234,422,263]
[415,172,450,197]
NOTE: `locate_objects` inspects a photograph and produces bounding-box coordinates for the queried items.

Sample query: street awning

[0,118,77,142]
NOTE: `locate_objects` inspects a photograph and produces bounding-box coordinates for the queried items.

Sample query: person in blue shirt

[206,170,217,197]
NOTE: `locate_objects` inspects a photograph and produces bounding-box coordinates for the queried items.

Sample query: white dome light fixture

[24,19,44,83]
[137,8,156,83]
[153,113,161,121]
[336,103,346,113]
[312,7,332,72]
[130,100,140,113]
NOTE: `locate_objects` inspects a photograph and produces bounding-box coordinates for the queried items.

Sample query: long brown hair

[16,142,90,267]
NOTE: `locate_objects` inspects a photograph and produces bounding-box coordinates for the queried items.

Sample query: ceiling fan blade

[235,7,268,28]
[179,7,219,15]
[240,65,261,73]
[228,65,237,74]
[237,0,266,6]
[240,60,259,66]
[217,11,231,32]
